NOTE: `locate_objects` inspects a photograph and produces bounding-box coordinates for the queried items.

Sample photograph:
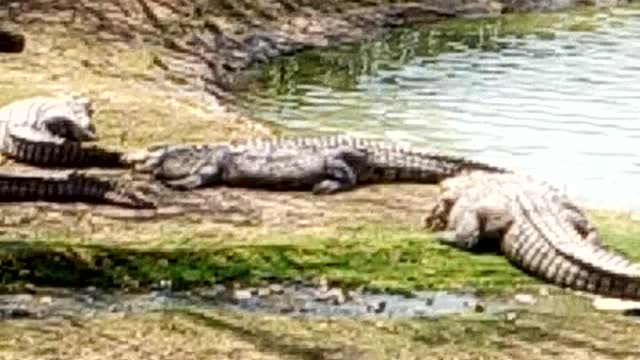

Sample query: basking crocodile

[0,94,125,167]
[126,135,509,193]
[425,171,640,300]
[0,170,156,208]
[146,145,370,193]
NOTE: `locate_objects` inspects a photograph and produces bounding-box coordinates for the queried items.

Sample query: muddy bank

[0,0,630,106]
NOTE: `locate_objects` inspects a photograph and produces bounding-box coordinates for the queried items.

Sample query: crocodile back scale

[0,171,157,209]
[130,135,510,190]
[426,171,640,300]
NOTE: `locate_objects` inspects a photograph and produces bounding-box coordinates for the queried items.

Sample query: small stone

[157,259,169,267]
[593,297,640,312]
[38,296,52,305]
[18,269,30,277]
[232,289,253,302]
[514,294,537,305]
[425,297,435,306]
[316,288,346,305]
[538,287,550,297]
[474,302,485,313]
[268,284,284,294]
[256,287,271,297]
[366,300,387,314]
[505,312,518,322]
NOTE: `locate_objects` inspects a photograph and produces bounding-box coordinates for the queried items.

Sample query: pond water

[239,5,640,213]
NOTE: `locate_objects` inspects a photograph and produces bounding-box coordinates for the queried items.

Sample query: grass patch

[0,224,531,293]
[2,211,640,295]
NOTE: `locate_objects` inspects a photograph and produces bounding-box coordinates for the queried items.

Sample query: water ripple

[242,6,640,212]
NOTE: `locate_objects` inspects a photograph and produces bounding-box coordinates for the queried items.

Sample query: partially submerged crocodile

[0,170,156,208]
[0,95,125,167]
[127,135,509,193]
[425,171,640,300]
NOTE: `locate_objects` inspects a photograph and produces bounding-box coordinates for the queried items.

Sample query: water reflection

[239,6,640,212]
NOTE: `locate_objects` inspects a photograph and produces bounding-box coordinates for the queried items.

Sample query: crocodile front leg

[43,116,98,142]
[427,193,513,251]
[312,148,367,195]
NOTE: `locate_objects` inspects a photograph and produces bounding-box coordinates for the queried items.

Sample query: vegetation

[1,1,640,359]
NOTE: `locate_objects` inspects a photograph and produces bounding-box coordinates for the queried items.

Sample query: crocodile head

[42,94,97,142]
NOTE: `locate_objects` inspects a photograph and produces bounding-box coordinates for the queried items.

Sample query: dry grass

[0,23,273,152]
[1,294,640,360]
[1,2,640,359]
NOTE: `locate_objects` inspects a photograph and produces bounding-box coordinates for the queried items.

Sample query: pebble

[514,294,537,305]
[425,297,435,306]
[256,287,271,297]
[316,288,346,305]
[38,296,53,305]
[268,284,284,294]
[232,289,253,302]
[538,287,550,297]
[505,312,518,322]
[366,300,387,314]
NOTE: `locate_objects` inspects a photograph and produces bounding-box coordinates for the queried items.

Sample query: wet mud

[0,282,514,321]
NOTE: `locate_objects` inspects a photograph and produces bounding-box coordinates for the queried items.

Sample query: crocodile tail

[504,195,640,300]
[504,228,640,300]
[10,138,126,168]
[0,172,157,209]
[365,150,509,184]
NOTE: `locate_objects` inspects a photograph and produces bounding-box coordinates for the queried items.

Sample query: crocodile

[0,170,156,209]
[0,94,125,167]
[126,135,509,193]
[424,171,640,300]
[147,144,372,193]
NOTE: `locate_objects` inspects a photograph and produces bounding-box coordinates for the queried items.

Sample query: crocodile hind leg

[560,202,602,246]
[311,148,367,195]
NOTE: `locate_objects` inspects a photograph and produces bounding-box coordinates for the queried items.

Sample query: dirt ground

[1,1,640,359]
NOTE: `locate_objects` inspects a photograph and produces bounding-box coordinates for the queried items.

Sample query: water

[239,5,640,213]
[0,285,511,321]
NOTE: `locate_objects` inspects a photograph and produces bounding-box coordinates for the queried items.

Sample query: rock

[316,288,346,305]
[268,284,285,294]
[232,289,253,302]
[38,296,53,305]
[198,284,226,298]
[505,312,518,322]
[592,297,640,312]
[474,302,486,313]
[425,297,435,306]
[538,287,550,297]
[366,300,387,314]
[256,287,271,297]
[514,294,537,305]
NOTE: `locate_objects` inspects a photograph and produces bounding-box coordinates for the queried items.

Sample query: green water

[239,5,640,212]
